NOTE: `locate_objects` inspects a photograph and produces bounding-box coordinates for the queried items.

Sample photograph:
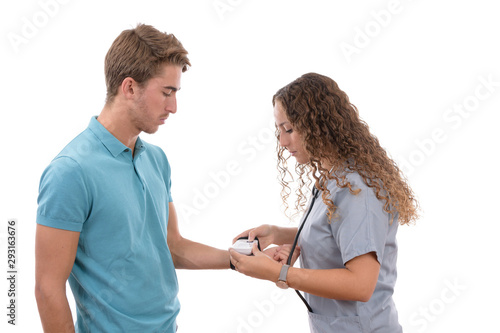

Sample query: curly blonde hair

[273,73,419,225]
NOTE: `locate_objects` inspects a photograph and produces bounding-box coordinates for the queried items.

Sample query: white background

[1,0,499,332]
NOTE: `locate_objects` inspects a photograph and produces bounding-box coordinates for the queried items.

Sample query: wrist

[274,226,297,245]
[275,263,290,289]
[267,261,282,282]
[228,250,235,270]
[269,225,279,244]
[271,225,289,245]
[285,266,302,290]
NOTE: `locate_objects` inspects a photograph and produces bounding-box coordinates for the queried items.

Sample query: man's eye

[163,90,173,97]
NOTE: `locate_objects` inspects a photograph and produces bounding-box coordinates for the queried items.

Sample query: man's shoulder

[51,128,101,166]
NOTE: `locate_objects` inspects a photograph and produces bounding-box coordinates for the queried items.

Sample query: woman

[229,73,419,332]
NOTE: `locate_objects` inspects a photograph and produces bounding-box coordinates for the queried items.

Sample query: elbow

[34,282,42,304]
[35,281,50,308]
[354,286,376,303]
[35,275,47,302]
[326,289,374,303]
[35,280,51,305]
[35,277,65,306]
[357,293,373,303]
[167,235,186,269]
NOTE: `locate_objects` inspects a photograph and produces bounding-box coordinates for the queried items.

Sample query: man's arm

[166,202,230,269]
[35,224,80,333]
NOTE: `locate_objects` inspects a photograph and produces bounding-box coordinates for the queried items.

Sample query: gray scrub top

[298,172,403,333]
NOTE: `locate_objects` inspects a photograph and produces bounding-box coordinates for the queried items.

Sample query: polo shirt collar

[88,116,145,158]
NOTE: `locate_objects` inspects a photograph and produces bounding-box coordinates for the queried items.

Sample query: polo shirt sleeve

[37,156,90,232]
[155,146,173,203]
[165,158,172,203]
[331,184,390,266]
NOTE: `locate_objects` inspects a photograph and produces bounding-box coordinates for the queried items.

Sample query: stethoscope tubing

[287,186,320,313]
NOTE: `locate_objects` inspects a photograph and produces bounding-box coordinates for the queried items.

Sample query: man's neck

[97,104,140,155]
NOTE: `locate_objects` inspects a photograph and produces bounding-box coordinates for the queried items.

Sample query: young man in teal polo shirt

[35,24,232,332]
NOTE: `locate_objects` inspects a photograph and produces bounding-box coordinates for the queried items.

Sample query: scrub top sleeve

[36,156,90,232]
[331,186,389,266]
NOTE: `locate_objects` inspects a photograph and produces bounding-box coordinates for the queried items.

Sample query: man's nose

[167,96,177,114]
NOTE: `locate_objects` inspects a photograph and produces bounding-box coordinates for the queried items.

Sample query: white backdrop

[1,0,499,332]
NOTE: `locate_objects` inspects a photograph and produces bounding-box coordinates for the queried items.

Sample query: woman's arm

[287,252,380,302]
[229,246,380,302]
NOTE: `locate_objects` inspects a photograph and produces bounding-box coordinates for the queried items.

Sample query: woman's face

[274,101,310,164]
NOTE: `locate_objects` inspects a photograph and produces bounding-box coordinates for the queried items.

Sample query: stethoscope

[287,186,320,313]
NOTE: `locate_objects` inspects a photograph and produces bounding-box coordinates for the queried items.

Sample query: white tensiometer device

[231,237,260,255]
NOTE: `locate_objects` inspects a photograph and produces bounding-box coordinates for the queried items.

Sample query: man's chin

[142,125,160,135]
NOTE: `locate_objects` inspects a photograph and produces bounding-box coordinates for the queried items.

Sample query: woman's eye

[285,129,293,134]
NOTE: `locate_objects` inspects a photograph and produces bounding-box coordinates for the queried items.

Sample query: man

[35,24,231,332]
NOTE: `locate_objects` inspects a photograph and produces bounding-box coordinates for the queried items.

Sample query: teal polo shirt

[37,117,180,332]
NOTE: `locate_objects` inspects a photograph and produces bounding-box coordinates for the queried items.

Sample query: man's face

[130,64,182,134]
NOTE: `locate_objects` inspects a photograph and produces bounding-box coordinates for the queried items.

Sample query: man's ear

[120,77,139,100]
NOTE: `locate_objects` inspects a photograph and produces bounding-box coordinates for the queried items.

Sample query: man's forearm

[171,237,230,270]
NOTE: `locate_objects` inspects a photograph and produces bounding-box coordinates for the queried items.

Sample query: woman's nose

[278,134,289,148]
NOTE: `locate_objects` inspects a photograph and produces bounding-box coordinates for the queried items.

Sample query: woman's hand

[229,243,281,282]
[232,224,276,250]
